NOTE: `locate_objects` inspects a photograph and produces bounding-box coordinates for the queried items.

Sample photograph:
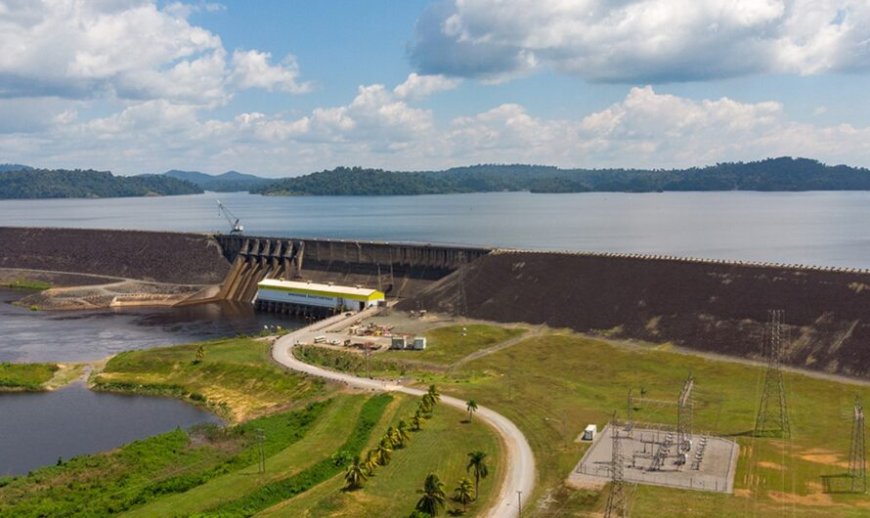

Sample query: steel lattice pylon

[754,309,791,439]
[850,397,866,493]
[605,417,630,518]
[677,374,694,453]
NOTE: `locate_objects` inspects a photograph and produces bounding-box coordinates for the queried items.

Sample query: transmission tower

[754,309,791,439]
[604,415,630,518]
[850,397,866,493]
[677,374,694,454]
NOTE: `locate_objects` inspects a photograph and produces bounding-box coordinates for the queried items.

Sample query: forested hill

[254,158,870,195]
[0,169,202,199]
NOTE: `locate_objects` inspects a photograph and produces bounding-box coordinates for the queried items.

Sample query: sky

[3,0,870,177]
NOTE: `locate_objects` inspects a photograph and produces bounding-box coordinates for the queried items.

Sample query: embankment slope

[0,227,229,285]
[401,251,870,378]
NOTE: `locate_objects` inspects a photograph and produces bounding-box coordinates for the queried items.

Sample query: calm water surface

[0,383,221,476]
[1,190,869,268]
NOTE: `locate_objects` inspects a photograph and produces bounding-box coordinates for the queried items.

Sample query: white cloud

[393,73,460,100]
[231,50,311,94]
[411,0,870,82]
[0,1,309,103]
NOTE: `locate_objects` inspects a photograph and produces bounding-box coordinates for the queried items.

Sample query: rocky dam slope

[399,251,870,379]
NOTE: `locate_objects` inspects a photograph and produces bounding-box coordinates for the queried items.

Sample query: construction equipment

[217,200,244,234]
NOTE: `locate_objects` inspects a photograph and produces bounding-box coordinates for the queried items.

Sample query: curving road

[272,311,536,518]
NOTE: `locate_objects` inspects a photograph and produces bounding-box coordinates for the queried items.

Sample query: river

[1,190,869,268]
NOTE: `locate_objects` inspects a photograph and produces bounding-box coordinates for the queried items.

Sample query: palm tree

[397,419,411,444]
[427,384,441,402]
[466,400,478,422]
[374,437,393,465]
[344,455,367,490]
[386,426,402,448]
[453,477,475,511]
[416,473,446,516]
[466,451,489,499]
[363,449,378,475]
[411,412,424,431]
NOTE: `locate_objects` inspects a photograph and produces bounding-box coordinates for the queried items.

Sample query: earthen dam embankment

[400,250,870,379]
[6,227,870,379]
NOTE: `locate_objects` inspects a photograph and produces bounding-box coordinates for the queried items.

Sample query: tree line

[0,169,202,199]
[254,157,870,195]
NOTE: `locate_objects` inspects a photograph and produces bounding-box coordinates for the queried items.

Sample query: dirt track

[401,251,870,379]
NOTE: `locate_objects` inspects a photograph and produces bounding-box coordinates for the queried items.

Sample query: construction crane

[217,200,244,234]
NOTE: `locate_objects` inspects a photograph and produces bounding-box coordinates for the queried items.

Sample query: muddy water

[0,288,303,363]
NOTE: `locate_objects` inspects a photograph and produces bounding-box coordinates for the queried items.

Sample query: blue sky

[2,0,870,176]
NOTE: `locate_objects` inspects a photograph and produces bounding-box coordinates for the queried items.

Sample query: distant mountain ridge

[163,169,271,192]
[254,157,870,195]
[0,169,202,199]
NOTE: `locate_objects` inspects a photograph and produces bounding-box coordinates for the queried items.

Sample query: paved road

[272,311,536,518]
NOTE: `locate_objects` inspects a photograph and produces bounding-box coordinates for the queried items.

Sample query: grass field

[0,362,59,390]
[382,324,526,365]
[92,337,325,421]
[0,402,331,517]
[297,322,870,517]
[258,393,504,518]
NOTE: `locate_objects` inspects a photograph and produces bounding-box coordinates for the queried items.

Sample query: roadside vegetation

[91,337,324,421]
[0,362,59,391]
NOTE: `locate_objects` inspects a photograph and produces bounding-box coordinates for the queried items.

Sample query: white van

[313,335,326,344]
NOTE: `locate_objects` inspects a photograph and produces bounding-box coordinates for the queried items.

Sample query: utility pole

[754,309,791,439]
[455,251,468,317]
[516,490,522,517]
[604,414,629,518]
[850,397,866,493]
[256,428,266,474]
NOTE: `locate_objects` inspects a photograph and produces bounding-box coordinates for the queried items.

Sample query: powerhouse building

[255,279,385,314]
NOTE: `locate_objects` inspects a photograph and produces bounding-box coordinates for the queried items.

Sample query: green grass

[417,332,870,517]
[383,324,526,365]
[122,394,370,517]
[0,402,331,517]
[1,278,51,291]
[196,394,393,517]
[259,394,504,518]
[0,362,59,390]
[92,337,324,421]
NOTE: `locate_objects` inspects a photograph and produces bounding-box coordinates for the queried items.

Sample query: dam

[3,226,870,379]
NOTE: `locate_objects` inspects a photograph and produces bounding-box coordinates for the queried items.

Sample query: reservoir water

[0,383,221,476]
[1,190,869,268]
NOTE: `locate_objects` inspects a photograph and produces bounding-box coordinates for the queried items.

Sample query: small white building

[413,336,427,350]
[582,424,597,441]
[391,336,408,350]
[256,279,385,312]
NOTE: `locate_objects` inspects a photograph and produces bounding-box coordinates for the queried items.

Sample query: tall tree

[397,419,411,444]
[453,477,475,511]
[374,437,393,466]
[416,473,447,517]
[466,400,478,422]
[466,451,489,499]
[344,455,368,490]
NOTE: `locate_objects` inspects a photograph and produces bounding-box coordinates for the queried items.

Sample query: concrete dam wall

[400,250,870,379]
[0,227,229,285]
[214,234,490,303]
